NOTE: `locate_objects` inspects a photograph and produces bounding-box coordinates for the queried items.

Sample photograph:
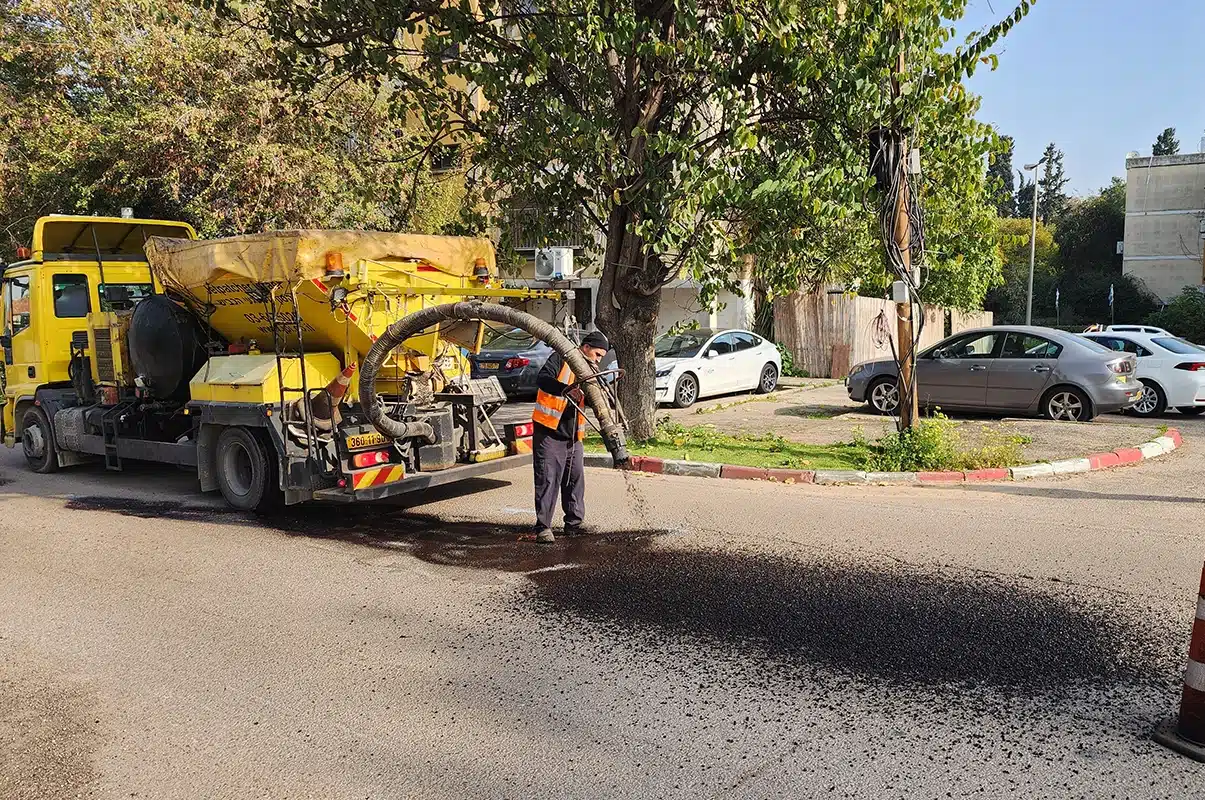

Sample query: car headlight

[655,367,674,378]
[848,363,866,377]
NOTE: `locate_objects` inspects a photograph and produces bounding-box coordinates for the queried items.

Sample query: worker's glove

[567,385,584,406]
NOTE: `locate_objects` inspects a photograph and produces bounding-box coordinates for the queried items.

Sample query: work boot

[535,528,556,545]
[563,523,594,537]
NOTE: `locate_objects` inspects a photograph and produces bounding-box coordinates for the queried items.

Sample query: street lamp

[1024,157,1048,326]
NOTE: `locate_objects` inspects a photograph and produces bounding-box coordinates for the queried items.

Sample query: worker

[531,331,610,544]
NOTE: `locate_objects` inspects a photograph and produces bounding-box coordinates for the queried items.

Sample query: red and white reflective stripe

[1186,660,1205,693]
[311,278,330,294]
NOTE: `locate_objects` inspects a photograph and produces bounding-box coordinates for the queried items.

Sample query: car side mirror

[706,349,719,359]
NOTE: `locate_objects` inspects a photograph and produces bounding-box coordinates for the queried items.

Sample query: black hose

[358,301,630,466]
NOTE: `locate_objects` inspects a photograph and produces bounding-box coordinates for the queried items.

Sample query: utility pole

[891,45,918,430]
[1023,157,1047,326]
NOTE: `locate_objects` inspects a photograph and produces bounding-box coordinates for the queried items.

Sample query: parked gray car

[846,326,1141,421]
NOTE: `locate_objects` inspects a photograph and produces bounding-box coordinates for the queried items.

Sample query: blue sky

[957,0,1205,196]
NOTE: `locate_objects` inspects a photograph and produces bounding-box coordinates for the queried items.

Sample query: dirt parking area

[670,382,1167,463]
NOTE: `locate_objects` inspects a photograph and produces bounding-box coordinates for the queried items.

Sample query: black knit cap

[581,330,609,350]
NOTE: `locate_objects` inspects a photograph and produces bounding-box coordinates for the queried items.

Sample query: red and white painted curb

[584,428,1183,486]
[1154,561,1205,762]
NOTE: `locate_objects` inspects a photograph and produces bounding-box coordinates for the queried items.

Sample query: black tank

[128,295,209,400]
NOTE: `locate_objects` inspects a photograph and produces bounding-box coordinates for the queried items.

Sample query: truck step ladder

[101,409,122,471]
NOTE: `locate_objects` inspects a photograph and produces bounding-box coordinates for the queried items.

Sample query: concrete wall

[1123,153,1205,301]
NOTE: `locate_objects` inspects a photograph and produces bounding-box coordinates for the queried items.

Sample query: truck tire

[215,427,281,512]
[21,406,58,473]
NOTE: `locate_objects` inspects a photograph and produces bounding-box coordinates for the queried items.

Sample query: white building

[1123,151,1205,301]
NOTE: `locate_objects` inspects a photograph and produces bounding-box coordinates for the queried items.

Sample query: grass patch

[585,419,864,470]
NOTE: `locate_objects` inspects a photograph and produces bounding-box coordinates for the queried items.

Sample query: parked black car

[468,327,617,400]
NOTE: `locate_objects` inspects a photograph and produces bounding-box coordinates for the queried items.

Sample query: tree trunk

[596,205,662,442]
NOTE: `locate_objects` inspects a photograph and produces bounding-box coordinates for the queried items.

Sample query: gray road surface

[2,425,1204,798]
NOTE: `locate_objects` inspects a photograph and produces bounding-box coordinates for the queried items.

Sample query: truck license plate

[345,431,389,450]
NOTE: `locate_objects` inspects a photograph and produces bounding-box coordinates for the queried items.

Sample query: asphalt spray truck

[0,215,628,510]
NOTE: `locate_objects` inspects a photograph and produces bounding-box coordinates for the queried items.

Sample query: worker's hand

[567,385,584,406]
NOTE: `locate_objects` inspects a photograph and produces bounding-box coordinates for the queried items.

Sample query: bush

[856,413,1026,472]
[1147,287,1205,343]
[776,342,808,378]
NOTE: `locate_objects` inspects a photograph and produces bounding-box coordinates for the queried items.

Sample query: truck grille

[94,327,115,382]
[71,330,89,351]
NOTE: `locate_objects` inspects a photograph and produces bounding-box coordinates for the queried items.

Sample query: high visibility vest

[533,360,586,441]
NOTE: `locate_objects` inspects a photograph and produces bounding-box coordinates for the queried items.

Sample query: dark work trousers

[533,427,585,530]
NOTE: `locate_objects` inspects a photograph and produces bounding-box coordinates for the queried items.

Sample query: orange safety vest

[532,360,587,441]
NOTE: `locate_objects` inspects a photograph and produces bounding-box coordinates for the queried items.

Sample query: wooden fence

[774,292,994,379]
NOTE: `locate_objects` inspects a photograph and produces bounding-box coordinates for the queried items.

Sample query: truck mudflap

[312,452,533,503]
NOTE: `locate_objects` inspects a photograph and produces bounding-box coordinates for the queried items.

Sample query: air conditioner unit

[535,247,575,281]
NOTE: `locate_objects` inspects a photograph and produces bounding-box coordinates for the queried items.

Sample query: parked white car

[1081,331,1205,417]
[654,328,782,408]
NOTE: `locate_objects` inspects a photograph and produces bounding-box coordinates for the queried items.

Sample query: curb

[586,428,1183,487]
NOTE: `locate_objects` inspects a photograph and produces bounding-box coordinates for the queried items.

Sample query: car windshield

[1152,337,1205,354]
[481,327,538,350]
[655,329,716,358]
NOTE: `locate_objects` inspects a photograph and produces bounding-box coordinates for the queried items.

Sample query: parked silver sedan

[846,326,1142,421]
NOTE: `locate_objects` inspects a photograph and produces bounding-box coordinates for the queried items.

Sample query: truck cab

[1,215,196,447]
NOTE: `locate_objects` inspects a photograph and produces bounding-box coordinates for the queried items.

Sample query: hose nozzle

[600,422,630,468]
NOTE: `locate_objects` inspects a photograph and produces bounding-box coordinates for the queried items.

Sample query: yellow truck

[1,215,569,509]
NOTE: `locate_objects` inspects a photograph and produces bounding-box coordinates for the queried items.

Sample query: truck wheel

[215,427,281,512]
[22,406,59,473]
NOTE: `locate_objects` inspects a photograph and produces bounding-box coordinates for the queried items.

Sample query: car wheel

[215,426,282,512]
[1042,387,1093,422]
[756,363,778,394]
[672,373,699,409]
[21,406,59,473]
[1176,406,1205,416]
[1130,380,1166,418]
[867,378,899,415]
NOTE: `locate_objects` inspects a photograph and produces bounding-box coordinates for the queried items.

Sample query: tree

[1016,176,1034,220]
[0,0,460,250]
[984,217,1057,324]
[1153,127,1180,157]
[1148,287,1205,342]
[247,0,1034,438]
[986,134,1016,217]
[1054,178,1125,272]
[1036,143,1069,224]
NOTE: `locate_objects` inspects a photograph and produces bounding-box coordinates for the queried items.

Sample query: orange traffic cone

[1155,561,1205,761]
[295,363,356,431]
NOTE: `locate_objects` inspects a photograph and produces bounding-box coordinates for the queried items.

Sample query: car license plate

[345,431,389,450]
[479,362,500,370]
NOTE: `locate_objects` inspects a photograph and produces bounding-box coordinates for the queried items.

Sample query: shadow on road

[954,484,1205,505]
[62,486,673,574]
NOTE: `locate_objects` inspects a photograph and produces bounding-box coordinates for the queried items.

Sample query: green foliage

[856,413,1025,471]
[984,217,1058,324]
[1147,288,1205,342]
[0,0,466,248]
[1054,178,1125,272]
[1037,143,1070,224]
[776,342,808,378]
[986,134,1016,217]
[1153,127,1180,157]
